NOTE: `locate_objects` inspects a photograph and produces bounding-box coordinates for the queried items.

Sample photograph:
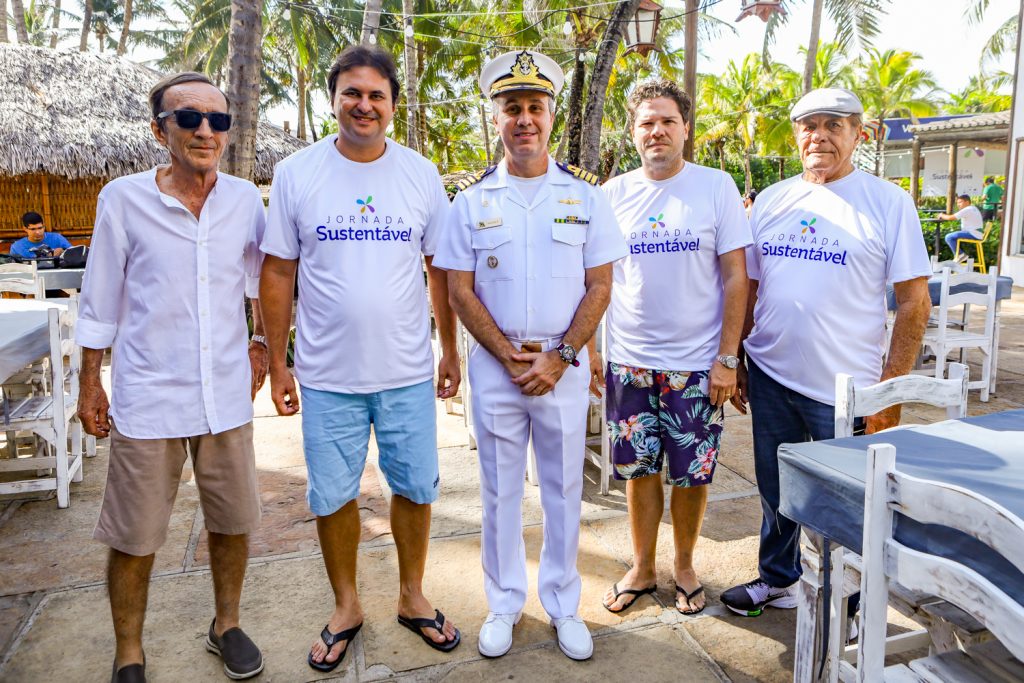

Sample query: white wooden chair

[854,444,1024,681]
[0,300,84,508]
[0,262,44,298]
[919,268,998,402]
[797,365,972,681]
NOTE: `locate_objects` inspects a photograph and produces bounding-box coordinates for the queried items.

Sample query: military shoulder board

[455,165,497,191]
[556,161,600,186]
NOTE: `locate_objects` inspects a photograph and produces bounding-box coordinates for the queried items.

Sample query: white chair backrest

[858,444,1024,682]
[834,363,968,437]
[930,255,973,274]
[0,262,43,297]
[934,267,998,337]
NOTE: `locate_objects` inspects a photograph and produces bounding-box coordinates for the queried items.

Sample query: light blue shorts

[300,380,439,516]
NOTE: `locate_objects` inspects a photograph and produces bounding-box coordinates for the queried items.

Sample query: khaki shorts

[94,422,261,556]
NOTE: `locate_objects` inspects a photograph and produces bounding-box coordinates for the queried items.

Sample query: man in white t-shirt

[720,88,932,617]
[599,80,751,617]
[938,194,985,256]
[260,46,462,672]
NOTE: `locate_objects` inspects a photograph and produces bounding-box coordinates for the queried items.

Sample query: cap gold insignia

[487,255,499,268]
[490,51,553,97]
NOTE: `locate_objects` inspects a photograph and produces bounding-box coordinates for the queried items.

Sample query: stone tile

[684,610,796,683]
[719,413,756,487]
[0,451,196,596]
[0,593,37,662]
[434,623,721,682]
[192,462,392,568]
[252,414,307,470]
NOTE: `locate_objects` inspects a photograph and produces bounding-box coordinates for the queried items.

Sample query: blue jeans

[945,230,978,256]
[748,358,849,588]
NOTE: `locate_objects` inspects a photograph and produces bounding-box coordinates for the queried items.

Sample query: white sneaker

[478,612,520,658]
[551,616,593,661]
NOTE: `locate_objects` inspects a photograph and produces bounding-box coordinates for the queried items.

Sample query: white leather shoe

[551,616,593,661]
[478,612,521,658]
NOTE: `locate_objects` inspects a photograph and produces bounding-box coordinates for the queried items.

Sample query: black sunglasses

[157,109,232,132]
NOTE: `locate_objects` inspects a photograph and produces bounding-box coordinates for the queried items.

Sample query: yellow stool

[954,221,995,274]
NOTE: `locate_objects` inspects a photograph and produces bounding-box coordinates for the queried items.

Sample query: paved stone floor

[2,293,1022,682]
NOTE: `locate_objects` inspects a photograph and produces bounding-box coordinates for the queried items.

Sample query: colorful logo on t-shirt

[648,212,665,229]
[356,196,375,214]
[315,199,412,243]
[629,214,699,256]
[761,215,847,266]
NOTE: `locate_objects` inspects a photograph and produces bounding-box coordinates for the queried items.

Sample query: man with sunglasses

[77,72,268,683]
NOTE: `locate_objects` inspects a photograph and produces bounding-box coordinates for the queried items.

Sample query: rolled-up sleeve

[76,192,128,349]
[244,187,266,298]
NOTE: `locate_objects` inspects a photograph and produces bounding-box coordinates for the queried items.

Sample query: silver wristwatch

[250,334,267,347]
[716,354,739,369]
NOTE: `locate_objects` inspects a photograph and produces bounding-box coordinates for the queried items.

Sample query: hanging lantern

[736,0,787,23]
[623,0,663,57]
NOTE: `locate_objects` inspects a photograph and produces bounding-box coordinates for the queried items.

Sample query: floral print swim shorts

[605,362,723,487]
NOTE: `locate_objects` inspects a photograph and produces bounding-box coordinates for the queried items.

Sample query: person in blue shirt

[10,211,71,259]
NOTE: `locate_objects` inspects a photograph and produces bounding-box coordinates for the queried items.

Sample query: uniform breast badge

[487,255,499,268]
[558,198,582,205]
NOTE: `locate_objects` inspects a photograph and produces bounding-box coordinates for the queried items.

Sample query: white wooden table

[0,268,85,292]
[0,299,68,383]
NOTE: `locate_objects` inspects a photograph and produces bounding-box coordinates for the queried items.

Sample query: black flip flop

[397,609,461,653]
[603,582,657,614]
[308,622,362,673]
[676,584,706,615]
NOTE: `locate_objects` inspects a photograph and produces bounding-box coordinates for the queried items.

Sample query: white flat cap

[480,50,564,99]
[790,87,864,121]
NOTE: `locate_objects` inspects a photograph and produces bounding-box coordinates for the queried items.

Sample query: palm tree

[762,0,890,93]
[361,0,383,44]
[223,0,261,180]
[965,0,1018,69]
[78,0,90,49]
[944,72,1012,114]
[116,0,131,54]
[855,48,938,176]
[10,0,29,42]
[800,40,853,89]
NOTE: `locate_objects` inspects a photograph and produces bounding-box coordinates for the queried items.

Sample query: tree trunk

[606,134,628,181]
[946,142,959,214]
[308,101,318,142]
[802,0,824,93]
[116,0,132,54]
[682,0,698,161]
[296,64,307,141]
[479,101,492,166]
[223,0,262,181]
[0,0,9,43]
[910,138,921,206]
[564,49,586,165]
[718,143,726,172]
[402,0,418,152]
[49,0,61,48]
[873,110,885,176]
[778,157,785,181]
[743,151,753,193]
[10,0,28,43]
[580,0,640,173]
[79,0,91,50]
[360,0,383,45]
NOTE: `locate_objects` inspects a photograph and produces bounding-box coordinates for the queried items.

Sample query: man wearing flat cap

[433,49,627,660]
[720,87,931,617]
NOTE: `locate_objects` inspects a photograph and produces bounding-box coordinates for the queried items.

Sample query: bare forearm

[82,347,105,384]
[717,271,748,357]
[562,284,609,351]
[249,297,265,336]
[426,258,458,354]
[737,279,758,360]
[883,299,930,380]
[259,257,297,370]
[448,273,518,365]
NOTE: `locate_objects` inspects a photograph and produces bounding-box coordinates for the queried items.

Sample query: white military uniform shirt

[433,157,627,340]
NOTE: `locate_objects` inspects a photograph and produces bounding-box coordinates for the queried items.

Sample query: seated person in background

[937,195,984,257]
[10,212,71,259]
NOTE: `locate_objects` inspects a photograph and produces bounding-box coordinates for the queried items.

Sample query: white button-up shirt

[76,168,265,439]
[433,157,627,340]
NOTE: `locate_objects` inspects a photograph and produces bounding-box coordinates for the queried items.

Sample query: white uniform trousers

[468,341,590,619]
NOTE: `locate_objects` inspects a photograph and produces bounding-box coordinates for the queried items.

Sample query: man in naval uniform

[433,50,627,661]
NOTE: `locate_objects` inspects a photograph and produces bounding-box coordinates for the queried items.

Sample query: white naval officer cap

[790,87,864,122]
[479,50,565,99]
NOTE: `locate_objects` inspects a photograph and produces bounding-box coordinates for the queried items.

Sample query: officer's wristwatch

[716,354,739,369]
[557,343,580,367]
[250,334,268,347]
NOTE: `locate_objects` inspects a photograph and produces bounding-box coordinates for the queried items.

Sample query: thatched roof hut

[0,43,307,244]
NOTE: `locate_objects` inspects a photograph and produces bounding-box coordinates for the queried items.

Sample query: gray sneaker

[205,618,265,680]
[720,578,798,616]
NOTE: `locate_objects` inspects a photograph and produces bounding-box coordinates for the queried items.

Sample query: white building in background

[1001,13,1024,282]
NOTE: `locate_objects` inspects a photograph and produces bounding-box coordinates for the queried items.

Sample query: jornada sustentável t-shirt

[602,163,752,371]
[744,169,931,405]
[262,136,450,393]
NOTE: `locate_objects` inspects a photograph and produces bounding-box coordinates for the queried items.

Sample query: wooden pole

[40,175,52,228]
[682,0,698,161]
[946,142,958,213]
[910,138,921,207]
